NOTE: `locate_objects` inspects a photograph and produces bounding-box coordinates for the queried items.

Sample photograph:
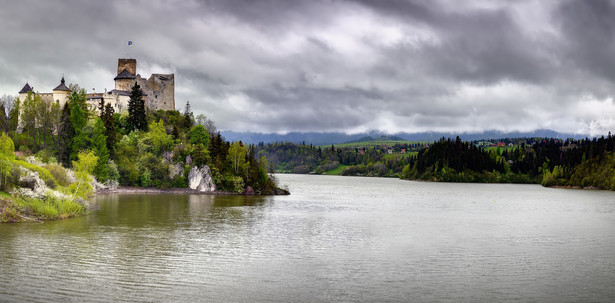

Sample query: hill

[222,129,585,145]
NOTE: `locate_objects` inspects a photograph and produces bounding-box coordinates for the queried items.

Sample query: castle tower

[19,82,33,102]
[114,58,136,91]
[117,58,136,76]
[53,76,70,107]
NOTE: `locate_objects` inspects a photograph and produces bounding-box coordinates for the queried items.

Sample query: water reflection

[2,176,615,302]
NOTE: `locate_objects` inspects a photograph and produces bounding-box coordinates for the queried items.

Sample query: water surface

[1,174,615,302]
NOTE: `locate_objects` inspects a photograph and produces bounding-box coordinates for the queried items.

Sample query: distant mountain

[345,135,408,143]
[220,129,587,145]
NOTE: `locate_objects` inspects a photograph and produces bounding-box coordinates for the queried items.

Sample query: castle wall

[86,92,130,115]
[115,79,134,91]
[135,73,175,111]
[52,91,69,107]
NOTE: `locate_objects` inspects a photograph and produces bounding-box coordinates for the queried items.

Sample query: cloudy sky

[1,0,615,136]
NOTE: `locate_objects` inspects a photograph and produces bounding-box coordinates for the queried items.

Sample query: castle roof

[53,77,70,91]
[19,82,33,94]
[114,69,135,80]
[110,89,131,96]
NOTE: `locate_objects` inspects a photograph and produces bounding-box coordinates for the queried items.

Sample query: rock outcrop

[188,165,216,192]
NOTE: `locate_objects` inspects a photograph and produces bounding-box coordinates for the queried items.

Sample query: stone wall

[117,58,136,75]
[114,78,134,91]
[136,73,175,111]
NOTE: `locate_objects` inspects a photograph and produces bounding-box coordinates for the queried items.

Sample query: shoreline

[96,186,239,195]
[96,186,290,195]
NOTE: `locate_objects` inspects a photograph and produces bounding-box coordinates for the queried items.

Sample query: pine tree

[58,103,74,166]
[183,101,193,130]
[0,103,7,133]
[92,118,109,181]
[69,90,89,162]
[127,82,147,132]
[101,102,117,159]
[8,99,20,134]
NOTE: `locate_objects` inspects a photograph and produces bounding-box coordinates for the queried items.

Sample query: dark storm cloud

[556,0,615,81]
[2,0,615,135]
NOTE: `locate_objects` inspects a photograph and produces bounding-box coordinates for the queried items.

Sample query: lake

[1,174,615,302]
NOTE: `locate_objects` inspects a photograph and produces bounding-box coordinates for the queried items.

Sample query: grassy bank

[0,191,86,222]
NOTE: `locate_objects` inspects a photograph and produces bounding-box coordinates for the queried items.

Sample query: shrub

[44,164,70,187]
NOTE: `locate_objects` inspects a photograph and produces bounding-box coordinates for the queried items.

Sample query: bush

[108,160,120,182]
[35,149,57,164]
[293,165,310,174]
[44,164,70,186]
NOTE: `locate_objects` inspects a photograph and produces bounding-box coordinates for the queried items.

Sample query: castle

[18,58,175,113]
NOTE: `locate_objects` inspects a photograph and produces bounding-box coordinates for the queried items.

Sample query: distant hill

[220,129,587,145]
[345,135,408,144]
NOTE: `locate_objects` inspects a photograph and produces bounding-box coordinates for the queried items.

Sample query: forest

[0,82,282,196]
[255,135,615,190]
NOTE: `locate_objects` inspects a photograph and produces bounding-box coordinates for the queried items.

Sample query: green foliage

[108,160,120,182]
[58,103,74,166]
[69,91,90,161]
[4,192,86,222]
[43,164,70,187]
[140,168,151,187]
[0,132,15,158]
[73,150,98,184]
[127,83,147,132]
[568,152,615,190]
[225,175,245,193]
[101,102,117,158]
[183,101,194,130]
[189,124,209,147]
[146,120,173,155]
[91,118,109,181]
[8,98,20,134]
[227,141,248,175]
[0,132,15,190]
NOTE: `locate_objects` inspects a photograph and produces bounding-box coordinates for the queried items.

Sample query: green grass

[332,140,423,148]
[325,164,349,175]
[1,189,87,222]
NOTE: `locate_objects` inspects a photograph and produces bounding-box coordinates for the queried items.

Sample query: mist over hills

[221,129,587,145]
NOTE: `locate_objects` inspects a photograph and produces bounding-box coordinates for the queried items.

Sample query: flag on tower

[128,41,133,45]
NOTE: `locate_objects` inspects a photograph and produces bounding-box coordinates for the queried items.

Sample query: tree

[227,141,247,175]
[71,150,98,201]
[0,132,15,191]
[48,101,62,151]
[21,92,37,146]
[92,118,109,181]
[58,103,74,166]
[0,102,7,133]
[101,102,117,158]
[146,120,173,155]
[189,124,209,148]
[8,98,20,134]
[69,90,89,161]
[196,113,217,135]
[127,82,147,132]
[183,101,193,130]
[0,95,12,133]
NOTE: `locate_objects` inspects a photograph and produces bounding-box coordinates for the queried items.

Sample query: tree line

[256,135,615,190]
